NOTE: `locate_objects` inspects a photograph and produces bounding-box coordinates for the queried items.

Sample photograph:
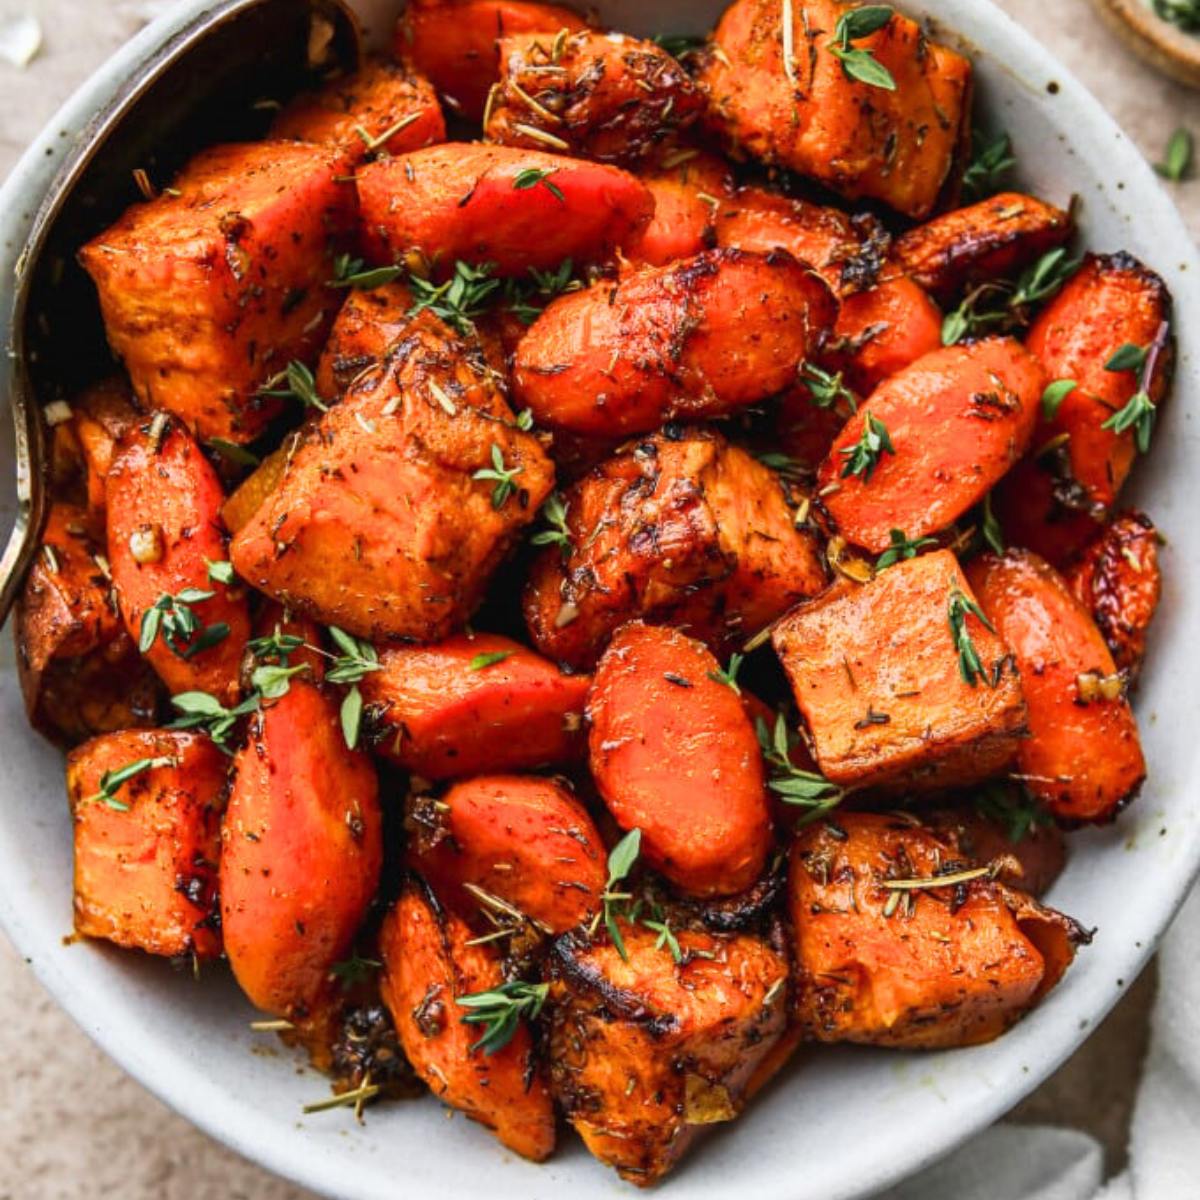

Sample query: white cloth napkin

[881,885,1200,1199]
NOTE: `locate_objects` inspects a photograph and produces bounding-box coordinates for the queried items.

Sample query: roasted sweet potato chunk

[772,550,1028,792]
[486,29,702,164]
[107,416,250,704]
[398,0,587,120]
[79,141,356,443]
[548,921,788,1185]
[968,550,1146,823]
[271,57,445,162]
[231,311,554,643]
[16,503,160,745]
[621,148,732,267]
[314,281,414,398]
[70,376,141,535]
[356,143,653,276]
[523,427,826,669]
[588,622,772,897]
[361,633,588,776]
[514,248,835,436]
[221,680,382,1017]
[1064,511,1162,678]
[790,813,1084,1048]
[409,775,606,931]
[380,878,556,1160]
[67,729,225,959]
[700,0,971,219]
[820,338,1044,554]
[889,193,1072,299]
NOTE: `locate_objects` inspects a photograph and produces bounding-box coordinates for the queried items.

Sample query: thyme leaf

[457,980,549,1055]
[839,412,895,481]
[947,587,996,688]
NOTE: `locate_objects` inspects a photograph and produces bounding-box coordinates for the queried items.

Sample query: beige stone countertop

[1,1,1197,1196]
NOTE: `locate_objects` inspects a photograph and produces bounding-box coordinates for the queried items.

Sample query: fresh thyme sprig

[139,588,230,660]
[642,915,683,964]
[875,529,936,570]
[473,444,524,509]
[83,756,177,812]
[1100,321,1170,454]
[205,559,236,585]
[468,650,515,671]
[260,360,330,413]
[707,652,744,694]
[457,980,550,1055]
[588,828,642,961]
[980,493,1005,556]
[168,691,260,752]
[975,781,1054,844]
[828,5,896,91]
[513,166,566,203]
[961,129,1017,202]
[328,253,404,291]
[840,413,895,481]
[504,259,584,325]
[330,950,383,988]
[799,360,858,411]
[947,587,996,688]
[1041,378,1077,421]
[325,627,383,750]
[755,714,845,826]
[408,260,501,336]
[530,492,572,553]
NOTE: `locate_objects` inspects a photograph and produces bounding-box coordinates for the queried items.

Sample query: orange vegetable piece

[967,550,1146,823]
[271,57,445,162]
[356,143,653,277]
[397,0,587,120]
[106,416,250,704]
[588,622,772,897]
[70,376,141,536]
[67,729,225,959]
[547,921,788,1185]
[79,141,356,444]
[361,632,588,777]
[380,879,555,1161]
[1064,511,1162,678]
[772,550,1028,792]
[514,248,835,437]
[221,680,382,1017]
[699,0,971,219]
[219,430,302,537]
[790,813,1084,1047]
[409,774,606,931]
[314,281,414,398]
[820,338,1045,554]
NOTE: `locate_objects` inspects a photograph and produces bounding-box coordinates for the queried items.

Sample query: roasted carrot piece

[991,454,1101,569]
[889,193,1073,300]
[221,680,382,1017]
[16,503,161,745]
[409,774,606,931]
[587,622,772,897]
[772,550,1028,792]
[314,281,414,398]
[106,415,250,704]
[231,311,554,643]
[621,147,732,267]
[1064,511,1162,678]
[714,185,887,296]
[514,248,835,437]
[79,141,356,444]
[397,0,587,120]
[827,276,943,395]
[361,633,588,777]
[271,57,445,162]
[548,921,788,1185]
[523,427,826,669]
[356,143,653,277]
[967,550,1146,823]
[790,813,1084,1048]
[71,376,141,536]
[380,878,556,1161]
[487,30,702,164]
[820,338,1044,554]
[66,729,225,959]
[699,0,972,219]
[1022,252,1173,517]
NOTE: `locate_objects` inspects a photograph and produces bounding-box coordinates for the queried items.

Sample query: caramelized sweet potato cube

[271,57,445,162]
[231,311,554,643]
[221,681,382,1017]
[66,729,225,958]
[15,503,160,745]
[790,813,1084,1048]
[1064,511,1162,678]
[889,193,1073,300]
[771,550,1027,792]
[356,143,653,277]
[486,30,702,164]
[699,0,971,219]
[219,431,301,537]
[588,622,772,897]
[621,148,732,267]
[547,921,789,1186]
[514,248,836,437]
[70,376,141,536]
[79,141,356,443]
[361,632,588,777]
[408,774,606,932]
[820,338,1044,554]
[314,281,414,398]
[380,878,556,1161]
[523,427,827,669]
[397,0,588,120]
[967,550,1146,823]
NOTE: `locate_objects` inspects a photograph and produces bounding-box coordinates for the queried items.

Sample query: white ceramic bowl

[2,3,1198,1198]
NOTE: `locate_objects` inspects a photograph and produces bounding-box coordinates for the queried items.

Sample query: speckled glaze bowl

[1,3,1198,1198]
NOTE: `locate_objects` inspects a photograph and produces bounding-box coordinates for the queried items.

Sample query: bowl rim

[2,2,1199,1198]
